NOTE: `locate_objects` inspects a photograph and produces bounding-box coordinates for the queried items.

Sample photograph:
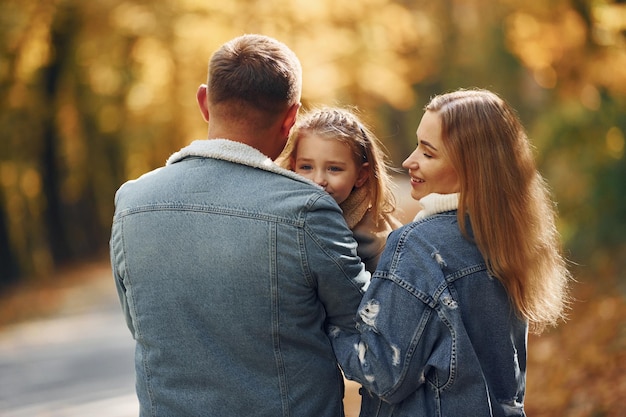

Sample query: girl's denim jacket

[330,194,528,417]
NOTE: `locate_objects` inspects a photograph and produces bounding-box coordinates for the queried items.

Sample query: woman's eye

[417,143,433,159]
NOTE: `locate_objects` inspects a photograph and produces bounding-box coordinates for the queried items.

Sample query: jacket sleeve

[329,226,454,404]
[303,194,371,334]
[109,214,137,338]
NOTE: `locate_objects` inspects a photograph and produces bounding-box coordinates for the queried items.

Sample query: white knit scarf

[413,193,460,221]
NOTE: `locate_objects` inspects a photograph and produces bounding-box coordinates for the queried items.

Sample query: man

[110,34,369,417]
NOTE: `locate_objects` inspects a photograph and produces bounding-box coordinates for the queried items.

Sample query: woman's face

[402,110,460,201]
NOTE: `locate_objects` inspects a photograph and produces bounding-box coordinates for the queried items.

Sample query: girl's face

[402,110,460,201]
[292,134,369,205]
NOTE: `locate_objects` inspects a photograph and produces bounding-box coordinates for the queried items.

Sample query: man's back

[110,140,368,416]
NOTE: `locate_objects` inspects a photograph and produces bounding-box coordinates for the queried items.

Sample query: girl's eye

[328,166,343,172]
[298,164,313,171]
[423,153,433,159]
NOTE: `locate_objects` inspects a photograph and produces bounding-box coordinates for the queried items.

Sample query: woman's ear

[355,162,370,187]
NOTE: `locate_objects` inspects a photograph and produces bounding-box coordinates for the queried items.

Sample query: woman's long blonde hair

[276,106,396,225]
[427,89,571,333]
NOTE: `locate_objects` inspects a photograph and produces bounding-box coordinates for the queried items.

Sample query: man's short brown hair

[208,34,302,116]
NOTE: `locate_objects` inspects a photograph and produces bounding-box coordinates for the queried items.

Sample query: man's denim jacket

[110,139,369,417]
[330,206,528,417]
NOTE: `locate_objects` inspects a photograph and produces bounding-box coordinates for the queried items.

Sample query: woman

[329,88,571,417]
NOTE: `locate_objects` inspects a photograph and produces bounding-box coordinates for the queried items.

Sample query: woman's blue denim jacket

[110,139,369,417]
[330,211,528,417]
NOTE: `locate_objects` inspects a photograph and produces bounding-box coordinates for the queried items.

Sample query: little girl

[277,107,402,273]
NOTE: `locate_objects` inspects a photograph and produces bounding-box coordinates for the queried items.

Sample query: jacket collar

[166,139,317,186]
[414,193,459,221]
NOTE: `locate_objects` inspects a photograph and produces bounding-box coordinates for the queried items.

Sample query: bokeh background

[0,0,624,416]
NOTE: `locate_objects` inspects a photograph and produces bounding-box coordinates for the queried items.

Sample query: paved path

[0,265,139,417]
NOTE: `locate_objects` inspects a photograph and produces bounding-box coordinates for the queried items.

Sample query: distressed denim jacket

[110,139,369,417]
[330,193,528,417]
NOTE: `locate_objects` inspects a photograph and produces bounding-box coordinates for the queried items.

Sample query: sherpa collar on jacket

[166,139,316,186]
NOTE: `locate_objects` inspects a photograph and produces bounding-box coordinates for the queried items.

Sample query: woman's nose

[402,151,418,170]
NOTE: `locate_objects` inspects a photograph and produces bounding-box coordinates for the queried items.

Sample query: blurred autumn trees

[1,1,625,415]
[1,0,624,286]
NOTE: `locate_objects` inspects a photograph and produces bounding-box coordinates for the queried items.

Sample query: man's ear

[280,102,301,138]
[355,162,370,188]
[196,84,210,122]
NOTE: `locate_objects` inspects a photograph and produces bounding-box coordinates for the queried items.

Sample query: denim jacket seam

[114,203,306,227]
[378,272,439,309]
[269,221,291,416]
[434,304,457,392]
[298,226,317,289]
[115,216,157,416]
[445,264,488,283]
